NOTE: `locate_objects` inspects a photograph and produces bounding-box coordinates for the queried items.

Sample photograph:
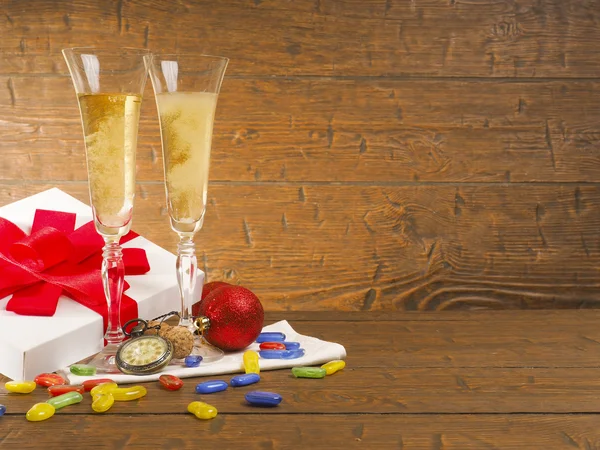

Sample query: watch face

[116,336,173,375]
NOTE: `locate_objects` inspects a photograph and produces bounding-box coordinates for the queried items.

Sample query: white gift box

[0,188,202,380]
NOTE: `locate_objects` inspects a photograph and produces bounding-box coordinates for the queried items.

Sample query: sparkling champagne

[78,93,141,236]
[156,91,218,234]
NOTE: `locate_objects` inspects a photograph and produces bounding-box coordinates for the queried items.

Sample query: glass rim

[62,46,151,55]
[147,53,229,63]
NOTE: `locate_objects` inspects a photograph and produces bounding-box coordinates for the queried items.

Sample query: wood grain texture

[1,76,600,183]
[2,0,600,77]
[3,312,600,447]
[1,183,599,310]
[3,415,600,449]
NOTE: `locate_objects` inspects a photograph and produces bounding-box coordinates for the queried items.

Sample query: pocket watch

[116,318,174,375]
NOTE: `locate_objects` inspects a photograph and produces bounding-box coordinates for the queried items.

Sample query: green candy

[70,364,96,376]
[46,392,83,410]
[291,367,327,379]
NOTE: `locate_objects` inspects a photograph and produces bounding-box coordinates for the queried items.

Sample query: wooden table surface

[2,310,600,449]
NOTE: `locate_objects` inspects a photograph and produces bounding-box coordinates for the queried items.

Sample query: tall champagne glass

[146,53,228,362]
[63,47,150,373]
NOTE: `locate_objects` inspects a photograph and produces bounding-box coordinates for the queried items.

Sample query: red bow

[0,209,150,332]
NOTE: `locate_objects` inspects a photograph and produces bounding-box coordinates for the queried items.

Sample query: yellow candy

[26,402,55,422]
[243,350,260,374]
[90,382,118,397]
[111,386,147,401]
[187,401,217,420]
[321,360,346,375]
[5,381,36,394]
[91,393,115,413]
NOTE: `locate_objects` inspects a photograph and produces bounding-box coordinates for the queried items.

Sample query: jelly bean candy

[292,367,327,378]
[159,375,184,391]
[259,349,305,360]
[256,332,286,343]
[47,385,85,397]
[230,373,260,387]
[196,380,228,394]
[34,373,66,387]
[0,404,5,416]
[184,355,203,367]
[187,401,217,420]
[46,391,83,410]
[321,360,346,375]
[26,403,55,422]
[91,393,114,413]
[82,378,115,392]
[111,386,147,401]
[245,391,282,407]
[5,381,36,394]
[70,364,96,376]
[259,342,285,350]
[90,382,118,397]
[283,341,300,350]
[243,350,260,374]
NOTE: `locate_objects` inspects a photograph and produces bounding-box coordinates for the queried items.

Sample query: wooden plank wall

[0,0,599,310]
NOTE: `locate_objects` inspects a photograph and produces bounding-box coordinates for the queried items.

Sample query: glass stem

[176,235,197,329]
[101,238,125,345]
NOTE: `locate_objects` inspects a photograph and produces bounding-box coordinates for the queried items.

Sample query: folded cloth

[62,320,347,385]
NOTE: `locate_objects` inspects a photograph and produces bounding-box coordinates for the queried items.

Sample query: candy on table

[46,391,83,410]
[187,401,218,420]
[195,380,228,394]
[259,342,286,350]
[26,403,55,422]
[283,341,300,350]
[245,391,282,407]
[0,404,5,417]
[91,393,114,413]
[34,373,66,387]
[230,373,261,387]
[48,385,85,397]
[291,367,327,379]
[243,350,260,374]
[5,381,36,394]
[69,364,96,376]
[184,355,203,367]
[90,382,118,397]
[82,378,115,392]
[111,386,147,401]
[159,374,184,391]
[259,349,305,360]
[321,360,346,375]
[255,332,286,343]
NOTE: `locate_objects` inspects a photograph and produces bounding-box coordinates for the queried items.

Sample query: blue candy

[230,373,261,387]
[259,349,305,360]
[185,355,203,367]
[0,404,5,417]
[256,332,286,343]
[283,341,300,350]
[245,391,282,407]
[195,380,228,394]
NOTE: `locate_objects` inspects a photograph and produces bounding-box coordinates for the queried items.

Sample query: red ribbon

[0,209,151,332]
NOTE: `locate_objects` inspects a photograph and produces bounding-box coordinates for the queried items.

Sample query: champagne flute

[63,47,150,373]
[146,53,228,362]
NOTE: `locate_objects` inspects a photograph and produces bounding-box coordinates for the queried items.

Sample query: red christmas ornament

[192,281,230,317]
[194,285,264,352]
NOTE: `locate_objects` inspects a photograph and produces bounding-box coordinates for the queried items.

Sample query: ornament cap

[193,316,211,335]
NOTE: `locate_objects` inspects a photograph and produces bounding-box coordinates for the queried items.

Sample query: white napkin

[62,320,346,385]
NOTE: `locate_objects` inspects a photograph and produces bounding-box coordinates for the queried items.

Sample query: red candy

[159,375,184,391]
[47,385,85,397]
[34,373,66,387]
[82,379,115,392]
[259,342,286,350]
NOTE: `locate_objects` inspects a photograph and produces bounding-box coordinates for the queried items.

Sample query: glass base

[86,343,122,374]
[189,335,224,364]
